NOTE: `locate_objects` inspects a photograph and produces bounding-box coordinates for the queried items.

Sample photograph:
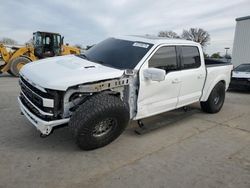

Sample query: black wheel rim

[92,118,116,137]
[213,87,222,105]
[213,95,220,105]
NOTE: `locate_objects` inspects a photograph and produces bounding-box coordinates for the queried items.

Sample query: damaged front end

[18,71,138,136]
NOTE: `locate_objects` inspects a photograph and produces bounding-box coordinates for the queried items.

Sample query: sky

[0,0,250,55]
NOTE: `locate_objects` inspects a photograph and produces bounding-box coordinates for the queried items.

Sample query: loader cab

[33,31,63,59]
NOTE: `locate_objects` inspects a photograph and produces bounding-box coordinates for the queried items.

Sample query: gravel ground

[0,74,249,188]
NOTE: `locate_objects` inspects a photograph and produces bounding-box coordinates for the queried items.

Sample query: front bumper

[18,96,70,135]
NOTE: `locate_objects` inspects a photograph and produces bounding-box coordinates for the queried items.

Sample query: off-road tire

[69,93,130,150]
[10,57,31,77]
[200,82,225,113]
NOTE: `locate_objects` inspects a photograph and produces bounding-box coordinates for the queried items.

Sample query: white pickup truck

[18,36,233,150]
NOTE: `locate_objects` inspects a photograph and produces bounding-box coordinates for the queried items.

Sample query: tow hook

[40,133,50,138]
[40,127,53,138]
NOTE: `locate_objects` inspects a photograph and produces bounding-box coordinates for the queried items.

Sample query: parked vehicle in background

[229,63,250,90]
[0,31,80,76]
[18,36,233,150]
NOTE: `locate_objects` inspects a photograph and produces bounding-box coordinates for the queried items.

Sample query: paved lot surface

[0,74,249,188]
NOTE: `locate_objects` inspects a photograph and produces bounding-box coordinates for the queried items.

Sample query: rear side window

[181,46,201,69]
[148,46,178,72]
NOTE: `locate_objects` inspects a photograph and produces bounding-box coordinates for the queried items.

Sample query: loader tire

[69,93,130,150]
[0,65,4,74]
[200,82,225,113]
[7,70,15,76]
[10,57,31,77]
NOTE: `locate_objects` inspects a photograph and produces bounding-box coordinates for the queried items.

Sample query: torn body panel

[62,75,138,118]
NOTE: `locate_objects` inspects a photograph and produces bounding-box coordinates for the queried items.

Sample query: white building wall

[232,16,250,67]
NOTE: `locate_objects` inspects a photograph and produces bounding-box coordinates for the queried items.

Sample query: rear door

[176,45,206,107]
[135,45,181,119]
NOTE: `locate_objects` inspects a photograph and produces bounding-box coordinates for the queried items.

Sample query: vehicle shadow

[126,105,201,135]
[4,104,202,152]
[3,124,79,152]
[0,73,15,78]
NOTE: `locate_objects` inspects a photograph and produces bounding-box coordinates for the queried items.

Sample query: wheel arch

[63,88,126,118]
[201,75,227,102]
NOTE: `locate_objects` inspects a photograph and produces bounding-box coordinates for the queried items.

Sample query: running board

[135,107,199,135]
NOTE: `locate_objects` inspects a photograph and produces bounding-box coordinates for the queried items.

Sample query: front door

[135,45,181,120]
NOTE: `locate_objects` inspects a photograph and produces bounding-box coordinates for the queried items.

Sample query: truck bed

[205,58,232,67]
[200,61,233,102]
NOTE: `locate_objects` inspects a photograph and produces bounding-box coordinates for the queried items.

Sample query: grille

[19,77,54,113]
[20,76,53,98]
[20,94,56,121]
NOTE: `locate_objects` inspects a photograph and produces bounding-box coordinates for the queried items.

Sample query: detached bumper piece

[18,76,69,135]
[229,78,250,90]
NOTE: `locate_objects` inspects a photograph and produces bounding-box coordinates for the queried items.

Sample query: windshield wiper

[77,54,89,60]
[93,60,105,65]
[78,55,116,69]
[93,60,116,69]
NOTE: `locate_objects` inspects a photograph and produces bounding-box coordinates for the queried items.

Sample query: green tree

[211,52,221,59]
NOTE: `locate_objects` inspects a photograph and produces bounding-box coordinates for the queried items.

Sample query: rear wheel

[69,93,130,150]
[10,57,31,77]
[200,82,225,113]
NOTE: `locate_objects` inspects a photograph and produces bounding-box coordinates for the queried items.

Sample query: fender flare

[201,74,226,102]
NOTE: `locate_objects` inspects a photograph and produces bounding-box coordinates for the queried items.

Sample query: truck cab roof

[117,35,199,46]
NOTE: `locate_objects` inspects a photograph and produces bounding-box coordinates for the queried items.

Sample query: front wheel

[200,82,225,113]
[69,93,130,150]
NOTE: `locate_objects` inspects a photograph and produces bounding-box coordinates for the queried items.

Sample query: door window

[53,35,60,47]
[148,46,178,72]
[181,46,201,69]
[34,33,42,45]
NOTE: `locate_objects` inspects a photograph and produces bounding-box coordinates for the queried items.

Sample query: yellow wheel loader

[0,31,80,76]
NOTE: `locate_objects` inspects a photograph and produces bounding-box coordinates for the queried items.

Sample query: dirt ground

[0,74,249,188]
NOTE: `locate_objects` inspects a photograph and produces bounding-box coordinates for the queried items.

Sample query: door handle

[197,74,204,79]
[172,78,181,84]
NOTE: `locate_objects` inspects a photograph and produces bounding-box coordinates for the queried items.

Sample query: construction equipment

[0,31,80,76]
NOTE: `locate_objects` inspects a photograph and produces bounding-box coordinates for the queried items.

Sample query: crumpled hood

[20,55,124,91]
[232,71,250,79]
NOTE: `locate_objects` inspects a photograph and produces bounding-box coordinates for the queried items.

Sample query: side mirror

[143,68,166,81]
